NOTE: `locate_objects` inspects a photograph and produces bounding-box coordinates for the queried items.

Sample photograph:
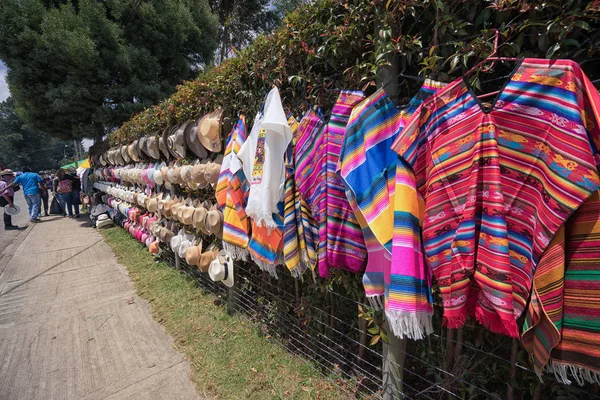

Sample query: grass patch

[101,227,342,399]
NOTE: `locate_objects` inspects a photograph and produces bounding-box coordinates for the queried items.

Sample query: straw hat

[138,136,150,159]
[206,204,223,238]
[128,141,142,162]
[159,128,171,159]
[205,156,224,186]
[198,109,223,153]
[182,204,196,226]
[209,251,234,287]
[121,146,131,164]
[191,160,209,188]
[198,247,219,273]
[185,241,201,266]
[193,205,209,233]
[185,118,208,158]
[168,123,188,159]
[147,135,161,160]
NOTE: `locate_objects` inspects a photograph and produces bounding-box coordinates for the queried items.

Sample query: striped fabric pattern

[294,111,326,271]
[392,59,600,337]
[222,116,251,259]
[282,115,311,277]
[339,89,401,254]
[339,89,399,309]
[389,80,446,339]
[521,225,565,376]
[248,202,285,278]
[216,116,247,208]
[318,91,366,278]
[549,191,600,385]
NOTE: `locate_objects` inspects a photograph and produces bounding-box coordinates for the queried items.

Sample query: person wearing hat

[65,166,82,218]
[12,166,43,223]
[0,169,20,230]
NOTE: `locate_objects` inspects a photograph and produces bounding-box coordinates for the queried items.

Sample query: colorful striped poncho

[221,116,251,260]
[318,91,367,278]
[283,114,314,277]
[523,191,600,385]
[340,81,445,339]
[216,116,246,209]
[522,64,600,383]
[392,59,600,337]
[294,110,325,272]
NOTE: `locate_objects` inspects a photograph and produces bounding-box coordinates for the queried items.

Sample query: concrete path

[0,192,201,400]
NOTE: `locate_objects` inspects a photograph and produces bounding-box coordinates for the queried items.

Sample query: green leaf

[546,43,561,58]
[367,326,379,334]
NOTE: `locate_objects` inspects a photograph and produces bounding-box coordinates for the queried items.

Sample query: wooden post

[227,275,239,315]
[382,320,406,400]
[445,328,456,369]
[506,338,519,400]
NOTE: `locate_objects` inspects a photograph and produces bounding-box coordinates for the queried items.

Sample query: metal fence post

[382,320,406,400]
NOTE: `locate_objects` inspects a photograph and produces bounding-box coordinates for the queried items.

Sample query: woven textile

[389,80,446,339]
[282,115,311,277]
[550,191,600,385]
[222,116,251,259]
[294,110,326,271]
[217,116,247,208]
[318,91,366,277]
[392,59,600,337]
[248,202,285,278]
[339,89,399,313]
[523,191,600,385]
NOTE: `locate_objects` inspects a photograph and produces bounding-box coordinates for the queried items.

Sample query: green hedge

[105,0,600,147]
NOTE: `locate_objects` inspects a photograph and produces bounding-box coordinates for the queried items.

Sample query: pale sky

[0,61,9,102]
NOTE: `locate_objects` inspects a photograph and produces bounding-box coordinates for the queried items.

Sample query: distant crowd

[0,164,82,230]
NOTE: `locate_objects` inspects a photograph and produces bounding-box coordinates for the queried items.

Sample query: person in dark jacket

[54,168,73,217]
[66,166,81,218]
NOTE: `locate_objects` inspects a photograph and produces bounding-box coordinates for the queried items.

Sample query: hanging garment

[282,114,313,278]
[222,117,250,260]
[239,87,293,229]
[392,59,600,337]
[318,91,367,278]
[340,80,446,339]
[523,190,600,385]
[294,110,326,271]
[340,89,397,313]
[248,202,285,278]
[217,116,247,208]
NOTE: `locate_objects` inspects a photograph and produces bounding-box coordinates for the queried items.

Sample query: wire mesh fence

[155,243,600,399]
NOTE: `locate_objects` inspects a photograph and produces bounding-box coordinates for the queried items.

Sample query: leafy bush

[105,0,600,147]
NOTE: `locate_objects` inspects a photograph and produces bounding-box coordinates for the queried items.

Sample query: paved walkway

[0,191,201,400]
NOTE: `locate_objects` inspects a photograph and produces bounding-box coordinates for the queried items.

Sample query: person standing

[0,169,20,230]
[39,172,51,217]
[12,167,43,223]
[54,169,73,217]
[66,166,81,218]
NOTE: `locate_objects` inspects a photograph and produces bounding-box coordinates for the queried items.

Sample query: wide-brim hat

[198,247,219,273]
[0,169,15,177]
[4,204,20,216]
[198,109,223,153]
[193,205,208,233]
[205,155,224,186]
[138,136,151,159]
[191,160,209,188]
[184,118,208,158]
[206,206,223,237]
[121,146,131,164]
[171,123,188,159]
[128,141,141,162]
[185,242,201,266]
[147,135,161,160]
[208,251,234,287]
[160,127,173,159]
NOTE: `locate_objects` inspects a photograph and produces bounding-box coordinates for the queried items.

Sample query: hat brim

[160,128,172,159]
[198,110,223,153]
[184,119,208,158]
[4,204,20,216]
